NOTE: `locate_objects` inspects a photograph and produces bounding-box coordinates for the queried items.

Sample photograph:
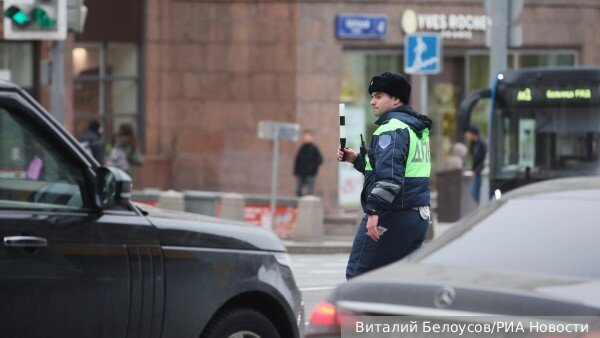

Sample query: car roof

[502,176,600,201]
[500,67,600,84]
[0,80,19,90]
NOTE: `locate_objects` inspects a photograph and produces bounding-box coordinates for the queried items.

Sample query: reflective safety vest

[365,119,431,178]
[361,117,431,210]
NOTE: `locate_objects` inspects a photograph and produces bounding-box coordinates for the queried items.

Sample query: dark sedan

[307,177,600,336]
[0,81,303,337]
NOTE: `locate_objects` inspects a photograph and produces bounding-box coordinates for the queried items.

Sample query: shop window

[468,51,576,93]
[0,43,34,93]
[340,52,405,207]
[428,81,458,174]
[519,54,575,68]
[467,54,515,93]
[342,53,404,138]
[72,42,141,152]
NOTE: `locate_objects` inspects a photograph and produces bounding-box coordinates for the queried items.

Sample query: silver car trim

[337,300,494,317]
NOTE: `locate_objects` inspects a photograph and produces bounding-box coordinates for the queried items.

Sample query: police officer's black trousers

[346,209,429,280]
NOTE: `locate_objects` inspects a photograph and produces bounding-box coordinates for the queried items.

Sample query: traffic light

[3,0,67,40]
[5,6,31,27]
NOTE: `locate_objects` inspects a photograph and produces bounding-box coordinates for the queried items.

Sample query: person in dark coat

[293,130,323,196]
[465,125,487,204]
[79,120,105,165]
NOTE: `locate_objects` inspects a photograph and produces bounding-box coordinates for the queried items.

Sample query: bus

[458,67,600,195]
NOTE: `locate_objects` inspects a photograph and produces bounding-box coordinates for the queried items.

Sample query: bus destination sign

[506,85,599,106]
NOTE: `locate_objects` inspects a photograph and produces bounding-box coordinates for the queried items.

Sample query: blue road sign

[336,14,387,39]
[404,33,442,74]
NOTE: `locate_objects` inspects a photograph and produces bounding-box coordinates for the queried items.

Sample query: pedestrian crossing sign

[404,33,442,75]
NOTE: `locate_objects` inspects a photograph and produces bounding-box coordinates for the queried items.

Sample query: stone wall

[141,0,302,198]
[137,0,600,212]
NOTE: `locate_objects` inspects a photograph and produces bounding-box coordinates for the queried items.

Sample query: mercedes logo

[434,286,456,309]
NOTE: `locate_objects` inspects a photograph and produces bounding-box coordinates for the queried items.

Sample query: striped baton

[339,103,346,161]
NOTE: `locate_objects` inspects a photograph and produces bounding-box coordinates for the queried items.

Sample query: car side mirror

[96,167,132,208]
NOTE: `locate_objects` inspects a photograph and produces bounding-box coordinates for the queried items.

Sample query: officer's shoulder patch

[378,134,392,149]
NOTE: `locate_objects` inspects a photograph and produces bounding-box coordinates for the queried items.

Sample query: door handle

[4,236,48,248]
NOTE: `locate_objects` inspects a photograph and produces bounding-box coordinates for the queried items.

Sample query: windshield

[420,192,600,279]
[491,82,600,181]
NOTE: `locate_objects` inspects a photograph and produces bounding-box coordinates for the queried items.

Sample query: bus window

[459,68,600,195]
[494,106,600,177]
[491,71,600,192]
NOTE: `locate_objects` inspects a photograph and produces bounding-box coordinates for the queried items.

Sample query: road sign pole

[488,0,508,87]
[51,40,65,124]
[269,132,280,231]
[419,74,428,116]
[258,120,299,233]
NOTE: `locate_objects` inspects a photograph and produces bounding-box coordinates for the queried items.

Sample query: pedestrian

[108,123,143,180]
[464,125,486,204]
[441,142,467,171]
[293,130,323,196]
[337,72,432,280]
[79,120,105,164]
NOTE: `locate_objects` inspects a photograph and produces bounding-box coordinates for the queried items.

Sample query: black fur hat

[368,72,411,105]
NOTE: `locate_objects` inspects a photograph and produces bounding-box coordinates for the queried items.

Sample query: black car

[0,81,303,338]
[307,177,600,336]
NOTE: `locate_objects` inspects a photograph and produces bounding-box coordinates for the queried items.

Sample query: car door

[0,94,163,337]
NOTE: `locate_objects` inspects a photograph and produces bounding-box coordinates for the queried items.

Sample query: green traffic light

[5,6,31,27]
[31,7,56,29]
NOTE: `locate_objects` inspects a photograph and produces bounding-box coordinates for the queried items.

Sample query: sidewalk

[283,221,456,254]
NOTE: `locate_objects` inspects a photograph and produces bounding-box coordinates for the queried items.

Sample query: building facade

[2,0,599,211]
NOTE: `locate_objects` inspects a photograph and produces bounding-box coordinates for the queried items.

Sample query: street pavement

[289,221,457,326]
[290,253,347,325]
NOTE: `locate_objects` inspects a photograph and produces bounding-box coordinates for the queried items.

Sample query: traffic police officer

[337,72,432,280]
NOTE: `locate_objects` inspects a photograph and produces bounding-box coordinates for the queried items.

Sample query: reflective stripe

[371,187,396,203]
[365,155,372,171]
[375,181,400,194]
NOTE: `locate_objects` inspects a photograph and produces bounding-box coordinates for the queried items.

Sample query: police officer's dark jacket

[353,105,432,213]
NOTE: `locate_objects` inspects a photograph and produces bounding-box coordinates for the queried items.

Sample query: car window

[421,195,600,279]
[0,106,88,210]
